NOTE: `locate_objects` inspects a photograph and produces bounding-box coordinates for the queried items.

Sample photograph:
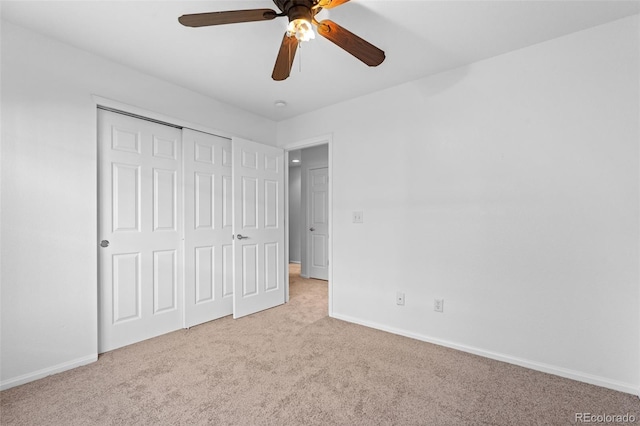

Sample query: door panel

[233,138,285,318]
[223,244,234,297]
[194,172,214,229]
[98,109,183,353]
[153,249,177,314]
[308,167,329,280]
[242,244,259,296]
[183,129,233,328]
[265,180,278,228]
[222,176,233,227]
[242,177,258,228]
[311,235,327,267]
[195,246,214,303]
[265,243,279,291]
[112,163,140,231]
[112,252,141,323]
[153,169,177,231]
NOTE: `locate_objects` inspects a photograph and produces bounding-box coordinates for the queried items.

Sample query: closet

[97,109,284,352]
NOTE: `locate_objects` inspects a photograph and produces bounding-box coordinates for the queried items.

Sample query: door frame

[282,135,333,316]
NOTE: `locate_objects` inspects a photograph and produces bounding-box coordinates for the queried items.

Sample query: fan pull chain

[298,41,302,73]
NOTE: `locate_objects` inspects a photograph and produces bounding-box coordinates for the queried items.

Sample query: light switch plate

[352,211,363,223]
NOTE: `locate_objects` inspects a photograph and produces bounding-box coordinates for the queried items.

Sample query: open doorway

[285,137,332,315]
[288,144,329,279]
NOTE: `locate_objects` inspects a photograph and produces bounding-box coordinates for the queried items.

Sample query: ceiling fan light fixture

[287,19,315,41]
[286,5,315,42]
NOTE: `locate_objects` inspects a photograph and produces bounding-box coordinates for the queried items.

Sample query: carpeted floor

[1,264,638,425]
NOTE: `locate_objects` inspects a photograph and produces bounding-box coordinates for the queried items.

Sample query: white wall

[0,21,276,388]
[289,166,302,263]
[299,145,329,277]
[278,16,640,393]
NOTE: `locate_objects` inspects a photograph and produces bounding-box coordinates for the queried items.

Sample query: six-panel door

[183,129,234,327]
[232,137,285,318]
[98,110,183,353]
[308,167,329,280]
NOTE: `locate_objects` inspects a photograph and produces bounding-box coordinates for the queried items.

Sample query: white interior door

[183,129,233,328]
[98,109,183,353]
[232,137,285,318]
[307,167,329,280]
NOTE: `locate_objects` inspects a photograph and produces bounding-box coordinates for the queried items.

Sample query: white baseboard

[0,354,98,391]
[289,261,301,264]
[330,312,638,396]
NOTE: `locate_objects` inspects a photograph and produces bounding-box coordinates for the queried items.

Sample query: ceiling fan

[178,0,385,81]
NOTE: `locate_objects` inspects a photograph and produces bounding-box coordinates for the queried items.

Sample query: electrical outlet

[352,211,363,223]
[396,292,405,306]
[434,298,444,313]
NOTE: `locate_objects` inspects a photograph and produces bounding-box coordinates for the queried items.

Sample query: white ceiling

[2,1,638,121]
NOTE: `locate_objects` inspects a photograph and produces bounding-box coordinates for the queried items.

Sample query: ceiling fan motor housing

[273,0,316,22]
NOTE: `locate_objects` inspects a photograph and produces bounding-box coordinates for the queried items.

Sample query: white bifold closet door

[99,111,285,353]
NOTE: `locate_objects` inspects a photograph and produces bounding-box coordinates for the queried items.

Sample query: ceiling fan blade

[317,0,351,9]
[178,9,278,27]
[272,33,299,81]
[316,20,385,67]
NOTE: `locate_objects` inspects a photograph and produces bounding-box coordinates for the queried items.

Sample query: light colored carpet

[1,264,638,425]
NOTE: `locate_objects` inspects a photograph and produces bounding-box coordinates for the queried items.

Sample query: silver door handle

[236,234,249,240]
[309,227,315,232]
[100,240,110,248]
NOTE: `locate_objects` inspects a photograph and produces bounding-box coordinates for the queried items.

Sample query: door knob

[100,240,110,248]
[236,234,249,240]
[309,227,315,232]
